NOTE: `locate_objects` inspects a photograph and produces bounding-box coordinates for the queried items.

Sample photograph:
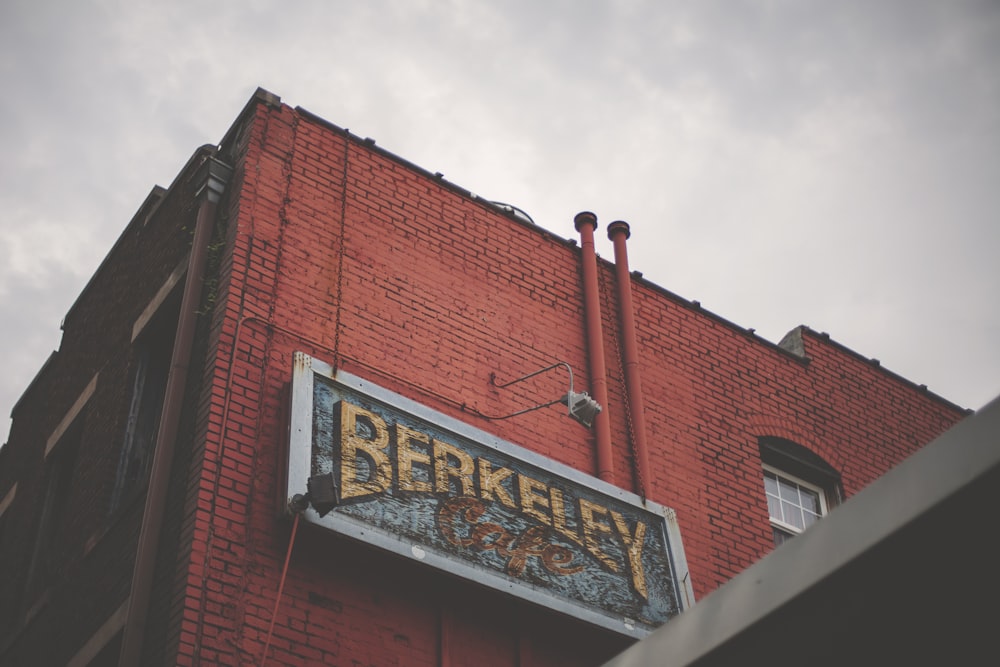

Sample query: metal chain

[332,130,350,370]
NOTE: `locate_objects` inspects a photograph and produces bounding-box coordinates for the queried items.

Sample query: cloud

[1,0,999,445]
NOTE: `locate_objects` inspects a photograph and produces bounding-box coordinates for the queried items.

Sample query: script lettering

[438,497,583,577]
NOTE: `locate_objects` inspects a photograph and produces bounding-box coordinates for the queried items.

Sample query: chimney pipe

[607,221,653,500]
[574,212,615,484]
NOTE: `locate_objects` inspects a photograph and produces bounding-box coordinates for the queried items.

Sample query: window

[764,466,826,545]
[0,484,17,630]
[759,437,840,546]
[110,290,179,513]
[25,416,83,600]
[0,484,15,551]
[110,334,171,510]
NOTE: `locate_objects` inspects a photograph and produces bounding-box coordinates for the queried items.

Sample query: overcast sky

[1,0,998,446]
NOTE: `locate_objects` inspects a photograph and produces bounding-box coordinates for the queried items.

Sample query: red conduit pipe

[119,155,232,667]
[259,512,301,667]
[574,212,615,484]
[607,221,653,500]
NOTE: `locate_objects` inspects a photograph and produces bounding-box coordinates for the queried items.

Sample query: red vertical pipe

[607,221,653,500]
[574,211,615,484]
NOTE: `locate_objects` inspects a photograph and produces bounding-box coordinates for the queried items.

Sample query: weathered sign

[286,353,691,637]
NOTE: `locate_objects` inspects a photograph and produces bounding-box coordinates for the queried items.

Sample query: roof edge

[798,325,970,414]
[60,146,217,331]
[218,86,282,154]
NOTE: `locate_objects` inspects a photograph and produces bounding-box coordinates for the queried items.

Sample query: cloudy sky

[1,0,998,445]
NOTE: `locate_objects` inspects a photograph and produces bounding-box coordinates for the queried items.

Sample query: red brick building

[0,88,968,666]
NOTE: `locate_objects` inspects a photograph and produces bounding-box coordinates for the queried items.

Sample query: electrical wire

[259,511,301,667]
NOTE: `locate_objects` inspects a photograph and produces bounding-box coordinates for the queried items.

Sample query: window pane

[764,472,778,496]
[782,500,803,529]
[763,466,830,538]
[767,495,782,522]
[800,488,820,514]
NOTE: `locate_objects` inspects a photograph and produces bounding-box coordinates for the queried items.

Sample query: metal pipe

[119,155,232,666]
[607,221,653,500]
[574,212,615,484]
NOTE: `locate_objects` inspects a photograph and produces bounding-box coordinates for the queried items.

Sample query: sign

[286,353,691,637]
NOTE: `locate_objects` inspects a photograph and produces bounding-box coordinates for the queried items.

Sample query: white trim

[131,255,188,342]
[0,483,15,517]
[65,598,129,667]
[45,373,98,459]
[762,464,828,535]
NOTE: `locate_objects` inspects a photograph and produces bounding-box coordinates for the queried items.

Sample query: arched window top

[759,437,842,546]
[759,437,839,482]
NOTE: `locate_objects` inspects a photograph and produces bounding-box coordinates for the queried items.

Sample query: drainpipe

[119,154,232,667]
[607,221,653,501]
[574,212,615,485]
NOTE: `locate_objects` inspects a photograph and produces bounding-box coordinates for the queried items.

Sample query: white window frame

[763,464,829,539]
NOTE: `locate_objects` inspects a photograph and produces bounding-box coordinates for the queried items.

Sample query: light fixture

[561,390,602,429]
[288,472,339,517]
[486,361,602,429]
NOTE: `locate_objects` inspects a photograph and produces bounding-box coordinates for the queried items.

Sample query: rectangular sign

[286,353,691,637]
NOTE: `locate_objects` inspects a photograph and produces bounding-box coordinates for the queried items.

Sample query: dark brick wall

[0,148,219,666]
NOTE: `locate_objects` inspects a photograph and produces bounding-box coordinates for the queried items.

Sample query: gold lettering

[611,511,649,599]
[549,487,583,546]
[579,498,618,572]
[518,474,551,526]
[433,439,475,495]
[339,401,392,500]
[396,424,432,493]
[477,459,517,509]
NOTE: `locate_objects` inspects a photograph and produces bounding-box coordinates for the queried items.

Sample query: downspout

[574,212,615,485]
[607,221,653,501]
[119,155,232,667]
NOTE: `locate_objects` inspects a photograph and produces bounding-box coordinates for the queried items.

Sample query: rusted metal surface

[574,211,615,484]
[607,220,653,501]
[287,353,691,637]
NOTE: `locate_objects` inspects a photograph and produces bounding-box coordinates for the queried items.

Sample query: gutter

[118,155,232,666]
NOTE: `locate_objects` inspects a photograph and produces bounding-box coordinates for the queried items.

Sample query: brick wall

[0,90,967,666]
[176,96,966,666]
